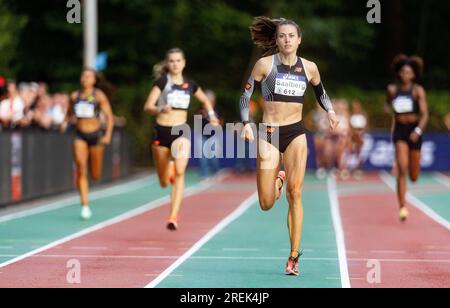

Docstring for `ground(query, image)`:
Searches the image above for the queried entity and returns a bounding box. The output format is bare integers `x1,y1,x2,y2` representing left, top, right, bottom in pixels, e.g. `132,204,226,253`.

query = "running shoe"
276,171,286,201
81,206,92,220
400,207,409,222
167,217,179,231
286,251,303,276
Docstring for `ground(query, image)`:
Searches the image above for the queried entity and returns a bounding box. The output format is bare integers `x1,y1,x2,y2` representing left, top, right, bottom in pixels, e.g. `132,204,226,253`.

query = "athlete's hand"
209,115,220,126
328,111,340,131
410,132,420,143
160,105,172,114
240,123,255,142
101,135,112,146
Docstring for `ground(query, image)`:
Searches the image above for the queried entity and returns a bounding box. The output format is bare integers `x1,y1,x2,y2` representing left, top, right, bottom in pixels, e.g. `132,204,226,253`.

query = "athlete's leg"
168,137,191,220
89,145,105,182
409,150,421,183
73,139,89,206
283,134,308,258
257,138,282,211
395,141,410,209
152,144,173,188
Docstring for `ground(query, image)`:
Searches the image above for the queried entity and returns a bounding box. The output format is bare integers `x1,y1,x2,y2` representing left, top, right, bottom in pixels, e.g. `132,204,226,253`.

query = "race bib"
275,73,307,97
392,96,414,113
167,90,191,109
74,101,95,118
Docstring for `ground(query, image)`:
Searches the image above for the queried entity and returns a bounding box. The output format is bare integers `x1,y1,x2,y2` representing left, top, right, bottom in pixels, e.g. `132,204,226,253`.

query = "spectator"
32,94,53,130
0,80,26,129
51,93,69,127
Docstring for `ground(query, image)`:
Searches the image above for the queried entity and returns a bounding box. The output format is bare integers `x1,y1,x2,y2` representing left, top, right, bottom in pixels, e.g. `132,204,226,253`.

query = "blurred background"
0,0,448,167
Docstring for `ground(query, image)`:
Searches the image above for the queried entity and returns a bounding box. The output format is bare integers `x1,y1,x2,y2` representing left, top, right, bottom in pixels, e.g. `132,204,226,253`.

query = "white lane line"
433,172,450,189
145,192,259,289
327,176,351,289
0,180,212,269
380,171,450,231
145,274,184,277
0,175,156,224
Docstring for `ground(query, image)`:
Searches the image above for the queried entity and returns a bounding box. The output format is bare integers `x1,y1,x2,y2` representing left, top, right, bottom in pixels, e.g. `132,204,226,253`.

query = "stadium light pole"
83,0,98,69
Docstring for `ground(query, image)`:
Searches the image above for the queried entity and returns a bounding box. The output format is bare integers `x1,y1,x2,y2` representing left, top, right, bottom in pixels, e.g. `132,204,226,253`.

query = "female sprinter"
239,17,339,276
385,55,429,222
61,68,114,220
144,48,219,231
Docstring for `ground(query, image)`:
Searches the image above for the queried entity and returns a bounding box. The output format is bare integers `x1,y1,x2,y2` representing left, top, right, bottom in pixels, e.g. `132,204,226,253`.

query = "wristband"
414,127,423,136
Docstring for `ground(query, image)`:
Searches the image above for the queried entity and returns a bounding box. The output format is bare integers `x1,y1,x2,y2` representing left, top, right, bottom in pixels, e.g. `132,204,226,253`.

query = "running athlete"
349,100,368,179
239,17,339,276
61,68,114,220
144,48,219,231
385,54,429,222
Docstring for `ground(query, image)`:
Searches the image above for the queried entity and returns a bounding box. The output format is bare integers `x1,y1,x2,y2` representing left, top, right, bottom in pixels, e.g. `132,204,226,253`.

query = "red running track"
338,173,450,288
0,175,256,288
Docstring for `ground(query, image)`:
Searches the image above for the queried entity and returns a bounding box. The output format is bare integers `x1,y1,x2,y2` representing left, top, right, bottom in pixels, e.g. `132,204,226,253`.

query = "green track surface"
410,174,450,222
157,175,343,288
0,173,201,264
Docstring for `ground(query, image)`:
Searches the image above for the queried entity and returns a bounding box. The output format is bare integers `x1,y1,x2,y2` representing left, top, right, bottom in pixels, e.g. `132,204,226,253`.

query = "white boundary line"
380,171,450,231
145,192,258,288
0,181,212,269
0,175,156,224
433,172,450,189
327,175,351,289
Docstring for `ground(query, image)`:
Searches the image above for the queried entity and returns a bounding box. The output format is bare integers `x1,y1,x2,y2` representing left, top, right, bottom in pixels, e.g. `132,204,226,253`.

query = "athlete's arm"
97,90,115,145
412,85,429,139
144,86,164,116
385,85,396,114
60,92,76,133
305,60,339,130
194,88,219,126
239,58,267,142
240,58,266,125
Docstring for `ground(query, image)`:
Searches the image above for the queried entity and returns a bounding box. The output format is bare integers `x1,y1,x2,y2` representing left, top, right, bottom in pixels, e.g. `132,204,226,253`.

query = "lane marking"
145,192,259,288
327,176,351,289
434,172,450,189
0,180,212,269
0,176,156,224
380,171,450,231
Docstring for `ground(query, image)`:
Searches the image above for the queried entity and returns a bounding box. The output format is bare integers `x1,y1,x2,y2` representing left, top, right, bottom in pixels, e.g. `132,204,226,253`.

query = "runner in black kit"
61,68,115,220
385,54,429,222
239,17,339,276
144,48,219,231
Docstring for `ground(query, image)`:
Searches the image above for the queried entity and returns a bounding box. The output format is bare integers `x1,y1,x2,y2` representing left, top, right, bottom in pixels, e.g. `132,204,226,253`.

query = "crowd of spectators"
0,76,69,131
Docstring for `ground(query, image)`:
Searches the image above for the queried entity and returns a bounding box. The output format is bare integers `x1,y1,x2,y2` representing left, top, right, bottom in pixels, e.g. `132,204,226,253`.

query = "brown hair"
392,54,424,80
250,16,302,56
153,48,186,80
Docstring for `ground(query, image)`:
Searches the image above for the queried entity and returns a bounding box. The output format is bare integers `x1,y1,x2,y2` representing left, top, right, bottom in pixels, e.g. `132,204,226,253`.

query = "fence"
0,128,133,207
